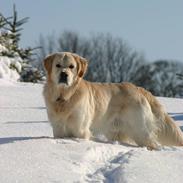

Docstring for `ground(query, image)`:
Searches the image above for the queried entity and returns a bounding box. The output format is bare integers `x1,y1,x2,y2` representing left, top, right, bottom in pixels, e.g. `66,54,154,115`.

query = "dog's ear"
43,54,55,74
72,54,88,78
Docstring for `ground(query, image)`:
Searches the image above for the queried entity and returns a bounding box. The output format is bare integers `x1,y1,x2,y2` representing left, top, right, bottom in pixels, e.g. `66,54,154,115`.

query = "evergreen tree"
0,4,44,82
1,5,29,51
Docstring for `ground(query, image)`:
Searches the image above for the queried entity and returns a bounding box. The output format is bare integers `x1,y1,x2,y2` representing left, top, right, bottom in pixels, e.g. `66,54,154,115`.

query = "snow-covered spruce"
0,27,44,83
0,44,44,82
0,55,22,81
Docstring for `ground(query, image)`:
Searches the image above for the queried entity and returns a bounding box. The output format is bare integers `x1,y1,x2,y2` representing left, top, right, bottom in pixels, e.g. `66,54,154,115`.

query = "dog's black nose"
59,72,68,83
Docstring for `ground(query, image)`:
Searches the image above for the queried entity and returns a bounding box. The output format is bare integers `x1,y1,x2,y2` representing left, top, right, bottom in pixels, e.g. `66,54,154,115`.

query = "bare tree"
36,31,145,83
84,33,146,82
58,31,91,58
36,31,183,97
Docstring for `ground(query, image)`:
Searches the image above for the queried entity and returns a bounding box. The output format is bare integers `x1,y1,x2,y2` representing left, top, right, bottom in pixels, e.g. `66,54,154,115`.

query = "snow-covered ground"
0,80,183,183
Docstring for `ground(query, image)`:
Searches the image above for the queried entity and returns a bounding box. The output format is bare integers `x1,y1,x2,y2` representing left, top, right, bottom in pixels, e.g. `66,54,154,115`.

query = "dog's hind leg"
74,128,92,140
121,98,160,150
133,133,159,150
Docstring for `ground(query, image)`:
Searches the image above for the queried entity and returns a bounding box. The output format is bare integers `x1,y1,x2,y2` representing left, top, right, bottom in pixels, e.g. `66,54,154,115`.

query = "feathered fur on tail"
138,86,183,146
157,114,183,146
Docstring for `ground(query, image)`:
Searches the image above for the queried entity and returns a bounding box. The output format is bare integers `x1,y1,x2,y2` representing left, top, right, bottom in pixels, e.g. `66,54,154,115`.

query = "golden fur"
43,52,183,150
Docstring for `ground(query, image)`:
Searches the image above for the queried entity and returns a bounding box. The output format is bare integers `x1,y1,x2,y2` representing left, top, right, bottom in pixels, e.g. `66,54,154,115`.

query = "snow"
0,43,23,81
0,56,21,81
0,44,8,52
0,80,183,183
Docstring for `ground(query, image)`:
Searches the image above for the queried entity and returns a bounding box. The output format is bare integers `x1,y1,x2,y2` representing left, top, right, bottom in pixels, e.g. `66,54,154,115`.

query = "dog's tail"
138,87,183,146
157,113,183,146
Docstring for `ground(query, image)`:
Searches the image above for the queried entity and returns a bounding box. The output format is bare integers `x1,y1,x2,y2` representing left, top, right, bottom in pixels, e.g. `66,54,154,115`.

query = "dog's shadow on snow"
0,136,51,145
5,120,48,124
169,112,183,121
0,136,137,148
0,107,46,110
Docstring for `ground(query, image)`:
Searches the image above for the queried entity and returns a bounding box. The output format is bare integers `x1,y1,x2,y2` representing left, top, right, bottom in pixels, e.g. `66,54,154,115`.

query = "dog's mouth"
59,72,68,85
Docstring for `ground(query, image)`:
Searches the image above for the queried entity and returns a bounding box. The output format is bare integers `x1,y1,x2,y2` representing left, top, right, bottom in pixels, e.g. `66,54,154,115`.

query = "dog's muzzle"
59,72,68,84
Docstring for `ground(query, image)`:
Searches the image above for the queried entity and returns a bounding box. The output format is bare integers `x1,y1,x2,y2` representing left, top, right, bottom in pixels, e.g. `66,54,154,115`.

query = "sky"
0,0,183,62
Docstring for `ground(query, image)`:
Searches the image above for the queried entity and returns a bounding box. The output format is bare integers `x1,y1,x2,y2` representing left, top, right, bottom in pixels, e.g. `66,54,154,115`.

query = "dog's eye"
56,64,61,68
69,64,74,69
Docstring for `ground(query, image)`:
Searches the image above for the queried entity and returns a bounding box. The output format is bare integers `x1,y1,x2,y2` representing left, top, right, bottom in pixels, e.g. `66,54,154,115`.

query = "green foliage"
0,15,6,28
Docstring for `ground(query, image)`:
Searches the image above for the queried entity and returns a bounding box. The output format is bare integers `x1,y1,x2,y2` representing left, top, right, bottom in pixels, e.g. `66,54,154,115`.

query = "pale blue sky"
0,0,183,62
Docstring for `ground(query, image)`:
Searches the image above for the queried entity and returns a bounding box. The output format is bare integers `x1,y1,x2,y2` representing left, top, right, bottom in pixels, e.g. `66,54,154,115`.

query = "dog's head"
43,52,88,87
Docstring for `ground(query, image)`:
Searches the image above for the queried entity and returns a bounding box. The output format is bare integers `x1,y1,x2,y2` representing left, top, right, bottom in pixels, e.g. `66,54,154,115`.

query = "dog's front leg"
51,121,66,138
69,119,92,140
73,128,91,140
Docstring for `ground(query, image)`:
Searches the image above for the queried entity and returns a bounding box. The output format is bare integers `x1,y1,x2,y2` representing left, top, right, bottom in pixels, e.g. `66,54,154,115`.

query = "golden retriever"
43,52,183,150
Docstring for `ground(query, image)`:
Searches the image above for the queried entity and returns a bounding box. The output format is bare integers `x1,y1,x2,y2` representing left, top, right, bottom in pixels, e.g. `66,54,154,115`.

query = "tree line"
36,31,183,98
1,5,183,97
